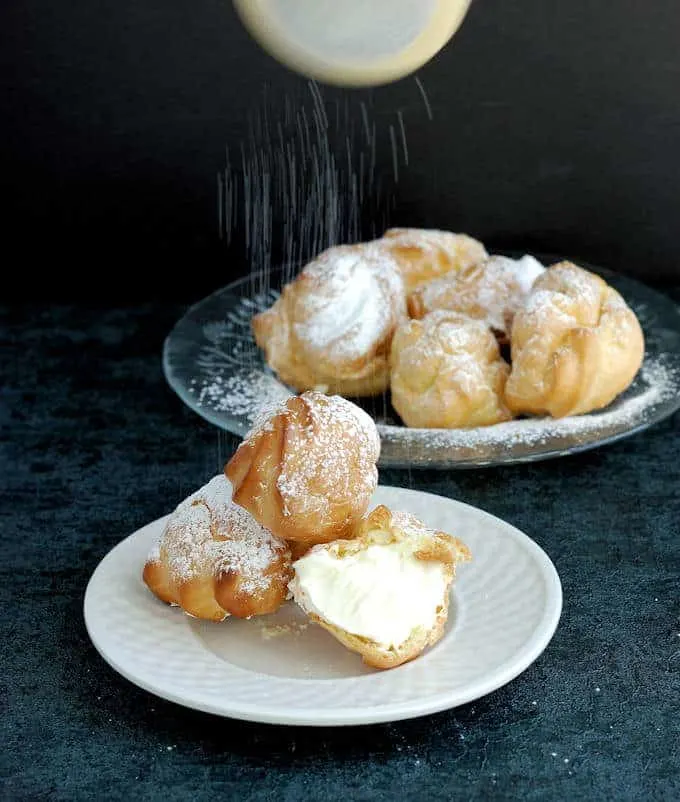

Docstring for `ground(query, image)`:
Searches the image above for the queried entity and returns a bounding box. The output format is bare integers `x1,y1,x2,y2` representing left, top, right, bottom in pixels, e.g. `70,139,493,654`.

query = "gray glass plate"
163,257,680,468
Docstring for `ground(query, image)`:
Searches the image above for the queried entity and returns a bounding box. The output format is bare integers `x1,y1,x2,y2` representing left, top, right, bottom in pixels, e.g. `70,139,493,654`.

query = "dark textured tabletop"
2,293,679,802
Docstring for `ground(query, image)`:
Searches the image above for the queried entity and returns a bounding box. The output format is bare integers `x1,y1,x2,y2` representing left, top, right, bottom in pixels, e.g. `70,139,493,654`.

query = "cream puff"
252,243,406,397
505,262,645,417
390,310,513,428
143,474,292,621
225,392,381,552
289,505,471,669
377,227,488,290
407,253,545,340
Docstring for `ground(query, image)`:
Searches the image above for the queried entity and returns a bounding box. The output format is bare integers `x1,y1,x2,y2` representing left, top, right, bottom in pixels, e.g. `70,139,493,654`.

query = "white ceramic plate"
84,485,562,726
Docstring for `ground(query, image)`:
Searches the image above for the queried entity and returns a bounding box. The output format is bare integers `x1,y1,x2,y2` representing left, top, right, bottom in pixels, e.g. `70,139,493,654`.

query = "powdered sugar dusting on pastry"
276,393,380,517
389,510,441,541
211,537,283,593
146,538,162,564
158,474,287,594
294,244,405,362
247,395,293,438
381,356,677,451
378,227,489,290
507,262,645,416
383,228,488,264
387,510,471,563
416,254,545,333
519,263,604,333
390,311,512,428
476,255,545,331
522,288,575,320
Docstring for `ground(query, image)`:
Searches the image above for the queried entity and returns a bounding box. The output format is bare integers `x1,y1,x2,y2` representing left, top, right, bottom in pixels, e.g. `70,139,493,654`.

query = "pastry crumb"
260,622,309,639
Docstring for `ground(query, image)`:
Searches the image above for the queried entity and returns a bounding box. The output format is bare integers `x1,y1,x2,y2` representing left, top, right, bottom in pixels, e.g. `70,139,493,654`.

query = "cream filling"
509,254,545,294
299,260,377,343
290,539,448,649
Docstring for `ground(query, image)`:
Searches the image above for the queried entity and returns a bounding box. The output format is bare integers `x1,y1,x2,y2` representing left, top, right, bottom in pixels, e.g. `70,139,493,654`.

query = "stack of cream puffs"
143,392,470,669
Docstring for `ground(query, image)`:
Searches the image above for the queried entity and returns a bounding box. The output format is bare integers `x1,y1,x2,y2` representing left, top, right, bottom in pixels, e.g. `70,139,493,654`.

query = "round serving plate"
84,484,562,726
162,256,680,468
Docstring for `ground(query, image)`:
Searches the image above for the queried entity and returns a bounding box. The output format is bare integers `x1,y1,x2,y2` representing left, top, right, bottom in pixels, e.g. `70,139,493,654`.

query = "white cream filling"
296,258,381,353
509,254,545,294
290,538,448,649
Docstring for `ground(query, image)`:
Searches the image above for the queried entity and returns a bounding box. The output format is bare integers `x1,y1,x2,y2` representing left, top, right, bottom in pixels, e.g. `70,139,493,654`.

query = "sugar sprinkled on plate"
191,354,677,459
379,357,678,450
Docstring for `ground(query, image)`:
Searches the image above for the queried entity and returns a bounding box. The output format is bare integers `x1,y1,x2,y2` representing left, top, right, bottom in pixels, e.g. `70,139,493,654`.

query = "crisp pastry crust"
142,475,292,621
225,392,380,550
251,243,406,397
290,505,471,670
408,254,545,340
376,227,488,290
505,262,645,417
390,310,513,428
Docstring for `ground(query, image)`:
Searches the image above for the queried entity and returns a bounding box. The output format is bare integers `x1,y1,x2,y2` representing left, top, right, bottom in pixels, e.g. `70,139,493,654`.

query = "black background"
3,0,680,304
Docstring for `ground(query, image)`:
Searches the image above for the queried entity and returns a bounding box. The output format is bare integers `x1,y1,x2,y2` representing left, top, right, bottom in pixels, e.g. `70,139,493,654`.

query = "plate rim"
161,256,680,469
84,485,563,726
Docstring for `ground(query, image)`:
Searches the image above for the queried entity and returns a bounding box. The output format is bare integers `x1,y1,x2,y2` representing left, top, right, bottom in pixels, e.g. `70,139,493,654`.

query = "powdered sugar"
507,263,646,413
380,357,678,451
417,254,545,333
548,261,603,305
516,262,604,340
293,244,405,362
191,369,293,422
158,474,287,595
390,510,440,540
191,353,677,462
275,393,380,518
522,288,574,319
435,312,496,349
246,395,293,438
387,510,470,561
297,255,379,350
390,311,509,425
146,538,162,564
178,258,679,466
